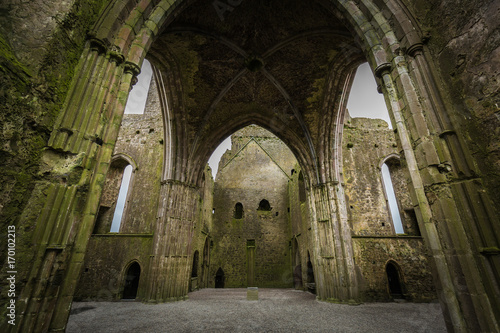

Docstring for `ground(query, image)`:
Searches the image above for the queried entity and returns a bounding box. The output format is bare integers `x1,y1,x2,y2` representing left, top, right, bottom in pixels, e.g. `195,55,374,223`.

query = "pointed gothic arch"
14,1,500,332
122,261,141,300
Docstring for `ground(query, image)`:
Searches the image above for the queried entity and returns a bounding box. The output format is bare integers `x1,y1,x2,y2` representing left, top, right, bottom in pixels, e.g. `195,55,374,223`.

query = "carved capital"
123,61,141,77
108,50,125,65
374,62,392,78
88,37,107,54
407,43,424,57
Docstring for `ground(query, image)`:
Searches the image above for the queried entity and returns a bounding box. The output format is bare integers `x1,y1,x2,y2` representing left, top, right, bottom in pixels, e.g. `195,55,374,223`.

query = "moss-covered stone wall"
74,235,153,301
352,237,436,302
210,126,296,288
0,0,109,317
189,166,214,290
342,116,402,235
401,0,500,208
76,69,164,300
342,115,436,301
287,166,314,290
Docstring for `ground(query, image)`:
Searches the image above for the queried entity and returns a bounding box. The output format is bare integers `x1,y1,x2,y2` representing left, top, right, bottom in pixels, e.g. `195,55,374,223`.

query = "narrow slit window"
234,202,244,219
257,199,271,211
381,163,404,234
110,164,133,232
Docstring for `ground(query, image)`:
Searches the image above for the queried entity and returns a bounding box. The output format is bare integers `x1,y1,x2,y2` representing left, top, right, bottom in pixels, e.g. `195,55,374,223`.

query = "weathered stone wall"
400,0,500,209
210,126,295,288
287,167,314,290
342,116,402,235
107,74,164,234
342,115,436,301
189,165,214,290
76,71,164,300
352,237,436,302
74,235,152,301
0,0,109,319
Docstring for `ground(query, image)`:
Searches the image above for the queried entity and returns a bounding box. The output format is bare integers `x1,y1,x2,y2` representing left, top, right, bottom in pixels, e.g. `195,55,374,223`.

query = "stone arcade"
0,1,499,332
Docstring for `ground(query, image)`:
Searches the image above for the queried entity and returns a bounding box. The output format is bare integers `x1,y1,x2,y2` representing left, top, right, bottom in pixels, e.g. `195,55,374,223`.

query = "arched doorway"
215,268,225,288
386,262,404,299
122,262,141,299
190,251,200,291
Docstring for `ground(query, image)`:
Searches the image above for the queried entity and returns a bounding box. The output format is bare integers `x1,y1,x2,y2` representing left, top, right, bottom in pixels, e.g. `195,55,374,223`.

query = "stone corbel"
124,61,142,88
407,43,424,58
88,37,108,54
374,62,392,79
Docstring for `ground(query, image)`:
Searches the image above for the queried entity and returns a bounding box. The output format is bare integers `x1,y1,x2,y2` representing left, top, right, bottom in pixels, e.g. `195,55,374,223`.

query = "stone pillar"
145,180,200,302
309,182,358,303
9,38,139,332
377,55,500,332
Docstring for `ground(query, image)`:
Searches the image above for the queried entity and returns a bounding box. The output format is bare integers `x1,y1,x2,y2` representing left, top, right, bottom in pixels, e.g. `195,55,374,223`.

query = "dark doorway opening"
122,262,141,299
192,251,199,278
386,262,404,299
306,252,315,294
215,267,225,288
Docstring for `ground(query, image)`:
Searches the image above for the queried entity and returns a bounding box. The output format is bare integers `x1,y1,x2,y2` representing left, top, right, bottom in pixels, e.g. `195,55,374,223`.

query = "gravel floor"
67,288,447,333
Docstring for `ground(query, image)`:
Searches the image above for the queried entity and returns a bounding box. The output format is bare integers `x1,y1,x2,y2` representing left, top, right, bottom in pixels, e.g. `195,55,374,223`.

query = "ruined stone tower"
1,1,499,332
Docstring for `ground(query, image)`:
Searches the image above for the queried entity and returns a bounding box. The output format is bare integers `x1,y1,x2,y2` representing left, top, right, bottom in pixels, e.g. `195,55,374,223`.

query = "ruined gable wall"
110,74,164,234
211,126,296,288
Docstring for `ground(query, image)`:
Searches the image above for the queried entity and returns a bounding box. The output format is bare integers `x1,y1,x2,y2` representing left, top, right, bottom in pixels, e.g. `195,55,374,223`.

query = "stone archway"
10,1,499,332
122,262,141,300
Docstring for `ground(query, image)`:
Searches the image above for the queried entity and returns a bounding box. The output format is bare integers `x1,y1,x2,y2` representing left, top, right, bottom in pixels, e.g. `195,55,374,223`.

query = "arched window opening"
122,262,141,299
94,158,134,234
257,199,271,211
386,262,404,299
298,172,306,203
110,164,133,233
215,268,225,288
381,163,404,234
191,251,199,278
234,202,244,219
124,59,153,115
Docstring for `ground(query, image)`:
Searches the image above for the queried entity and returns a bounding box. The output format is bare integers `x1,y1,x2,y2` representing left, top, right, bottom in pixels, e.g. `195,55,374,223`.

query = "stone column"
145,180,200,302
377,55,500,332
309,181,358,303
10,38,139,332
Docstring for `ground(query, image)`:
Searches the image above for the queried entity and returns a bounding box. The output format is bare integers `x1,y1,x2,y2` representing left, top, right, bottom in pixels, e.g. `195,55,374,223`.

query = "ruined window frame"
109,154,138,233
380,154,405,235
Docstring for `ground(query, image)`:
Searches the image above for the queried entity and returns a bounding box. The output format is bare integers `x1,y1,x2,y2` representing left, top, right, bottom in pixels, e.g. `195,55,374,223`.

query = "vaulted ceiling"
147,0,365,181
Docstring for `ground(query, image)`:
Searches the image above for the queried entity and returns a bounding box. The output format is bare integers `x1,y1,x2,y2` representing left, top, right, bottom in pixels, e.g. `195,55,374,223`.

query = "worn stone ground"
67,289,447,333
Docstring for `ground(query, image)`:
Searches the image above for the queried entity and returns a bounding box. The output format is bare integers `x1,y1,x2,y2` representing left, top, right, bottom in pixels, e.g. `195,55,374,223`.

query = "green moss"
0,0,109,317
